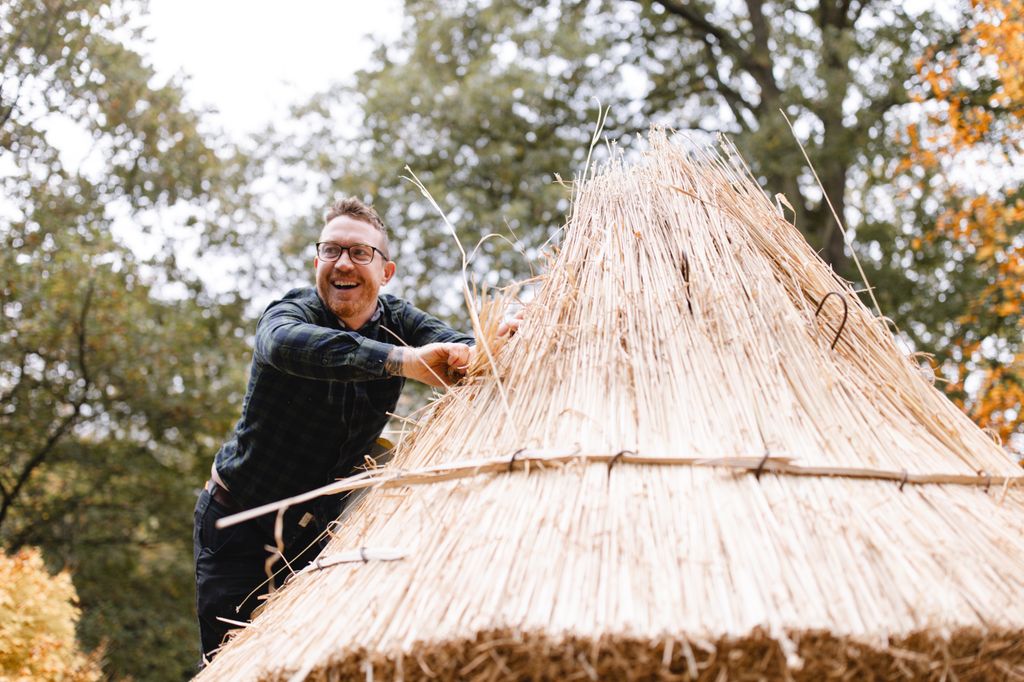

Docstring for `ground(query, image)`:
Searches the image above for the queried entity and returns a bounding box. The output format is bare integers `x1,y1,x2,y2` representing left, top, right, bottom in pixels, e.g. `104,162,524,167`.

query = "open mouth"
332,282,359,290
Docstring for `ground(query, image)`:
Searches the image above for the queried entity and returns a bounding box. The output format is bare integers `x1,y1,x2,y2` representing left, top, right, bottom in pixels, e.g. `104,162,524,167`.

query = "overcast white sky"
82,1,405,290
143,0,403,135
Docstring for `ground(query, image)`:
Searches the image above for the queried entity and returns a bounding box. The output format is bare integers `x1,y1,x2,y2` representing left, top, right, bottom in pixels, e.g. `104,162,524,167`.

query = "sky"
143,0,403,135
88,1,405,295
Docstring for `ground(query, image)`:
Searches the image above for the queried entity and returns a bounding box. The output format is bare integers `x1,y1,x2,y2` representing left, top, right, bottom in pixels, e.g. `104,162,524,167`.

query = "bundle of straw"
197,130,1024,681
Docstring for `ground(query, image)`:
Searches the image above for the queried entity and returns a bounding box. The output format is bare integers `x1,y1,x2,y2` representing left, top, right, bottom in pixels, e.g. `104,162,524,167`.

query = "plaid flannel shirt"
214,287,474,509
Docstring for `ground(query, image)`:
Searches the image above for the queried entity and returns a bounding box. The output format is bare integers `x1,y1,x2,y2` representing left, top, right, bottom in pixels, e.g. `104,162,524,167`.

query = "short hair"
324,197,390,259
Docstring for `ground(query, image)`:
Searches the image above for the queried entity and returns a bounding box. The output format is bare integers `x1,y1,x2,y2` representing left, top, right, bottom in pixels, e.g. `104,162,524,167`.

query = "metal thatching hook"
754,451,771,481
507,448,526,473
607,449,635,476
814,291,849,350
899,470,909,492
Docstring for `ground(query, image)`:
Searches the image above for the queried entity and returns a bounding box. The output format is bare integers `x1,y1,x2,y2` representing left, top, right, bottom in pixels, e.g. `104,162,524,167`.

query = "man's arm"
255,302,394,381
384,343,471,388
258,307,470,391
386,298,523,387
398,299,522,344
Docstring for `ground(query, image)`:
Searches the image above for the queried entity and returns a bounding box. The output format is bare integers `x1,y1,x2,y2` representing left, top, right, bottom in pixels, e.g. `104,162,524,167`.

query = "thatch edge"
264,627,1024,681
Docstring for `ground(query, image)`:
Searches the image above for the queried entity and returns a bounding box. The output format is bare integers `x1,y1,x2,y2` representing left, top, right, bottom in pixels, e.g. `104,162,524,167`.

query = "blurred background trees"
1,0,1020,679
1,0,250,678
880,0,1022,448
265,0,954,301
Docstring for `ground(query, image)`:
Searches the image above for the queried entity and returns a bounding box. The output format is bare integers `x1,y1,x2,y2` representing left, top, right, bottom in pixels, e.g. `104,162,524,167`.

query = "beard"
317,275,380,328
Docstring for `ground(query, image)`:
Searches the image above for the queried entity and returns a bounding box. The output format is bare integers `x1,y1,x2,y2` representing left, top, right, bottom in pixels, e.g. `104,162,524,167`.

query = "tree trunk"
817,163,849,278
816,0,853,279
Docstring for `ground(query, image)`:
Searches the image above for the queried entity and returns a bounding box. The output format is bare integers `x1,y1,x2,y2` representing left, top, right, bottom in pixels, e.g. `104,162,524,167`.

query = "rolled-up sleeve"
255,301,394,381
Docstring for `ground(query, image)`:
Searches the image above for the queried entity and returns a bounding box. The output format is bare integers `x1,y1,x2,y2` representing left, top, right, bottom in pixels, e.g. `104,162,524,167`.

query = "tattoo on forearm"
385,347,407,376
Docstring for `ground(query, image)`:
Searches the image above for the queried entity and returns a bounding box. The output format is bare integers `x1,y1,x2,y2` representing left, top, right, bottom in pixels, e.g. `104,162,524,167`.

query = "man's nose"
332,251,356,269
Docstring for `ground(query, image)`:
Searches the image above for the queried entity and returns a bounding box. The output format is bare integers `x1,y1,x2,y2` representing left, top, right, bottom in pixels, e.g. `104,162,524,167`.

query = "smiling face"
314,215,396,329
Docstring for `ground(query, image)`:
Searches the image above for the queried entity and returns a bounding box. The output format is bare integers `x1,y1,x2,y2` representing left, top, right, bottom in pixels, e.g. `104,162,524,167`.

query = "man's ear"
382,260,396,285
313,257,320,271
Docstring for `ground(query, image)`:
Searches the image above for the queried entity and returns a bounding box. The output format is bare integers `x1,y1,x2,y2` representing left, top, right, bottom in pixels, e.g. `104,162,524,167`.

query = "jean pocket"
199,493,240,555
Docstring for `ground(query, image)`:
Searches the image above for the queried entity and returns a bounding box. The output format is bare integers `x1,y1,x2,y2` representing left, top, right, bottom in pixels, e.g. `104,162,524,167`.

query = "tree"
251,0,960,324
633,0,957,275
1,1,251,678
235,1,621,316
0,547,102,681
876,0,1022,454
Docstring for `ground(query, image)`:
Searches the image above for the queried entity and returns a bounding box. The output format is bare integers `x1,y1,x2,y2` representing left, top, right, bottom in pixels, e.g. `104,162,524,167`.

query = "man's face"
314,215,395,328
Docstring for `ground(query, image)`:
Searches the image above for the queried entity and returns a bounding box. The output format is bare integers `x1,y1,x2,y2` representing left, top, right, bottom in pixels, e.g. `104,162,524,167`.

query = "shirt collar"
339,300,383,332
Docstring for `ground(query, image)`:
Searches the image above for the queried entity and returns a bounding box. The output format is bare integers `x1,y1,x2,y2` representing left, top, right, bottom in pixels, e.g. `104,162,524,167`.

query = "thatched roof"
197,131,1024,681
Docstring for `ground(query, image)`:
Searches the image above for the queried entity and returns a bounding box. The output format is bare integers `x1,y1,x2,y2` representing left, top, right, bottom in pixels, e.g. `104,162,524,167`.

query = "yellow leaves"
967,360,1024,444
892,157,915,175
962,108,994,143
907,122,920,148
918,149,939,170
940,194,1023,444
944,341,1024,448
995,300,1021,316
0,548,102,682
908,0,1024,158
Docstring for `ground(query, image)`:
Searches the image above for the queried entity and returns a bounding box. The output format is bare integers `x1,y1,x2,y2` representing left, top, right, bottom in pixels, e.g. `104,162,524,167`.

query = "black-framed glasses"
315,242,388,264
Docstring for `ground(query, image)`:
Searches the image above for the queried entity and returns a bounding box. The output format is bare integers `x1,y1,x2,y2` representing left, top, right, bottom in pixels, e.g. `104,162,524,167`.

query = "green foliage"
632,1,958,269
1,1,250,678
243,0,634,317
1,210,249,677
1,0,219,205
252,0,961,321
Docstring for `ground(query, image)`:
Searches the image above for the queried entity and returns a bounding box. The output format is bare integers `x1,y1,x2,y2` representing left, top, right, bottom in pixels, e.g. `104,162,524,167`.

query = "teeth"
333,282,358,289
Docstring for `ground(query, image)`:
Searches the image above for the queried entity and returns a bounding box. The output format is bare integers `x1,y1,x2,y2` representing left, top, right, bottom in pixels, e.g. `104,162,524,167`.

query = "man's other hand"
387,343,471,388
496,307,525,338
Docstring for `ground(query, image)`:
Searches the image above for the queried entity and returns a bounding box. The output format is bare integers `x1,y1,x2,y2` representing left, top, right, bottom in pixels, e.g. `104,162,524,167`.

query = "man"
194,197,493,661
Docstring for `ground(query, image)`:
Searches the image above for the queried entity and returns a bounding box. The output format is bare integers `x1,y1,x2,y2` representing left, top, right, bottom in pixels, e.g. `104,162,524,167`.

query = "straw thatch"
196,130,1024,681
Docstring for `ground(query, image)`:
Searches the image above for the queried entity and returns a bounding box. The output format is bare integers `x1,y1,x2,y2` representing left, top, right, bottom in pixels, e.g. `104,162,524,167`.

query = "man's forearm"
256,309,393,381
385,342,471,388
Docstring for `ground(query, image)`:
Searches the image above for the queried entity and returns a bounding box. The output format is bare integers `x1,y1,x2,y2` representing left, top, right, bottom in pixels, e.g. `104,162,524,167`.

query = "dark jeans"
193,485,330,662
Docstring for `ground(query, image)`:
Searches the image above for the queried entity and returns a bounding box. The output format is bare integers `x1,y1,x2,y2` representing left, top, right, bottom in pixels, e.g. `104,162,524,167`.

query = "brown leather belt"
204,480,239,511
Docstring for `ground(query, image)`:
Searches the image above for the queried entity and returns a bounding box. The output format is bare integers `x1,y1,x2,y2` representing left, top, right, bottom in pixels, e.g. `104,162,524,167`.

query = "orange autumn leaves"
0,549,102,681
905,0,1023,452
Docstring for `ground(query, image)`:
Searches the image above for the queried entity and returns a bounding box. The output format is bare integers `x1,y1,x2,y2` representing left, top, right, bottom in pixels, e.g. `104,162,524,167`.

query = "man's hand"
496,308,525,339
385,343,472,388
